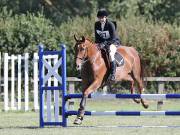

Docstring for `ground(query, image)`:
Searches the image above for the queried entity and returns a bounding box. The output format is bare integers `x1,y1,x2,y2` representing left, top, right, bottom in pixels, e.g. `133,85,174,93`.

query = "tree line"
0,0,179,79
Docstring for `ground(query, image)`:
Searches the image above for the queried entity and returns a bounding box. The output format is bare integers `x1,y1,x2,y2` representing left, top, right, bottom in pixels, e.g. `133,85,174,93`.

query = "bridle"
76,44,100,66
76,46,89,65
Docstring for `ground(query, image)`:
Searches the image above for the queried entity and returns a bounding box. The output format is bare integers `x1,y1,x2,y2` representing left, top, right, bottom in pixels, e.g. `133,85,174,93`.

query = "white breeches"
109,44,117,61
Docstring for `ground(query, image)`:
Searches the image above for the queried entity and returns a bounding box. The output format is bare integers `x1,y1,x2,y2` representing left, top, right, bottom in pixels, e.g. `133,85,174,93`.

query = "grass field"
1,99,180,135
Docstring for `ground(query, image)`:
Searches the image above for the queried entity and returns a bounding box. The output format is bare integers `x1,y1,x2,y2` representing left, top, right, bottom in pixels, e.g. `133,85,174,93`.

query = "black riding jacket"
95,19,120,45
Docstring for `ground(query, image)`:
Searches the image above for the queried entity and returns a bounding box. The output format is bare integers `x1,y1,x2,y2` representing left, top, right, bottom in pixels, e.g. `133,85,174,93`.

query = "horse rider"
95,8,121,81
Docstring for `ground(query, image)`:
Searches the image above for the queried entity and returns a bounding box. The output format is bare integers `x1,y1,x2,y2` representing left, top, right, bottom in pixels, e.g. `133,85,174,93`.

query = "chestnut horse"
73,35,148,125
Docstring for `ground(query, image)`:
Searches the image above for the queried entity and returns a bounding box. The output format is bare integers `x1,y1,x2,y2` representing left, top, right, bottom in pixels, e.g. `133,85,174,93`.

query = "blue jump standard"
39,44,67,127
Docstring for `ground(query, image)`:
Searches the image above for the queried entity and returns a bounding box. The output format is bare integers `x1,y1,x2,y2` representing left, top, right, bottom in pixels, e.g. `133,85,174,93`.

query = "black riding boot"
109,61,116,81
77,71,81,79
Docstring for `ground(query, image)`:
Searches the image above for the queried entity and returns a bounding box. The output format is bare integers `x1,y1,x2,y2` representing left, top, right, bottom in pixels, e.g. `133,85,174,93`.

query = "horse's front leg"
73,79,102,125
73,95,87,125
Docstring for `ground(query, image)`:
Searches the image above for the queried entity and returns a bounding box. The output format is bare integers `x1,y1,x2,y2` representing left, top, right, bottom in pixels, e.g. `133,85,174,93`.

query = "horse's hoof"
143,103,149,109
73,117,83,125
133,99,140,104
141,99,149,109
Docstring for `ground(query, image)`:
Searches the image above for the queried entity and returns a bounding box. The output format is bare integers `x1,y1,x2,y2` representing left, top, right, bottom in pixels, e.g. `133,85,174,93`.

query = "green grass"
0,100,180,135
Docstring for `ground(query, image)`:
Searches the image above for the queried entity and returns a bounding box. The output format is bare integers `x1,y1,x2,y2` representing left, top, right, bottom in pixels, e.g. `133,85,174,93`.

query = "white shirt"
101,22,105,31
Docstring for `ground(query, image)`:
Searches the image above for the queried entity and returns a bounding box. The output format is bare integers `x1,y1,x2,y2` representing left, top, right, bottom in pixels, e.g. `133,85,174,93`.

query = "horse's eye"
80,48,85,51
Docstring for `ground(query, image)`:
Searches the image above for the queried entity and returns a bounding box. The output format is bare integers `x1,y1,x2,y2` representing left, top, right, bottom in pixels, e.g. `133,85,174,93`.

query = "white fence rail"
3,53,29,111
0,52,180,112
2,53,30,111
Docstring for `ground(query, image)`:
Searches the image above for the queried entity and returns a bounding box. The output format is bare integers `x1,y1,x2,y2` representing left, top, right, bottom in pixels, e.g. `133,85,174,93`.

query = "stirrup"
108,74,116,81
77,74,81,79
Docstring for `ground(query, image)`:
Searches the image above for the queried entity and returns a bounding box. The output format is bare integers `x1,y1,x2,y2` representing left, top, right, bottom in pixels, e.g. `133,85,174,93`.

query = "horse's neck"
87,44,101,62
86,43,108,86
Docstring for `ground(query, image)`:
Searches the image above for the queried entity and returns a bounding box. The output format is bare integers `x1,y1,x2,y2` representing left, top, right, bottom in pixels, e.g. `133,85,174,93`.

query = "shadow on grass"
0,126,39,130
67,125,180,128
1,125,180,129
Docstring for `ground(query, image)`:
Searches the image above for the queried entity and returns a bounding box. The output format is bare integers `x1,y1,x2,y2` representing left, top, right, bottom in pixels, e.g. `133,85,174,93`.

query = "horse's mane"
85,37,101,51
85,37,94,44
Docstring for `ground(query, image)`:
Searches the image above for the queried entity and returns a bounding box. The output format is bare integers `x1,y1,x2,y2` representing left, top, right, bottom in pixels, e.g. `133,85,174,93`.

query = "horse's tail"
140,57,144,80
140,56,146,88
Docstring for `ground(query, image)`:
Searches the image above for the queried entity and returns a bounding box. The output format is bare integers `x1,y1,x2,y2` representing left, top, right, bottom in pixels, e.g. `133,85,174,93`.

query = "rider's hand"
99,43,105,49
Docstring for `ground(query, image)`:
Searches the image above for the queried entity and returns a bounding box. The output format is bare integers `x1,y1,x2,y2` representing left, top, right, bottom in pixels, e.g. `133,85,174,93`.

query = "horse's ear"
74,35,78,42
81,36,85,42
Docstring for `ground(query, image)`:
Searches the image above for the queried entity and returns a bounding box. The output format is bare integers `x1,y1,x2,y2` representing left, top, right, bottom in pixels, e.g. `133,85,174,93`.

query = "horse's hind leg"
139,79,149,109
134,75,149,109
131,54,149,109
130,79,141,104
125,74,140,104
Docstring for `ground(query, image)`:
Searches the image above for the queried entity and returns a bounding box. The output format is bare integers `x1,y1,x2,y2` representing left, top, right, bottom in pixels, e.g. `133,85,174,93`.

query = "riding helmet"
97,9,108,17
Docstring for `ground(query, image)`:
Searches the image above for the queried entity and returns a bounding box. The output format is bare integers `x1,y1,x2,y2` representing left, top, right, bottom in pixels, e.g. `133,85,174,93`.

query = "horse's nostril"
76,65,81,70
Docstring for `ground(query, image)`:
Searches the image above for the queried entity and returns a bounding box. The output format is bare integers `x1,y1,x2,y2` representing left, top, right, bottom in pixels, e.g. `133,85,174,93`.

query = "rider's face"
98,16,107,23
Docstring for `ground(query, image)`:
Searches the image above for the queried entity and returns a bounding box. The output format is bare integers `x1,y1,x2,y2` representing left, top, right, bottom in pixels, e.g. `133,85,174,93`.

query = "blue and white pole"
61,44,67,127
39,44,44,128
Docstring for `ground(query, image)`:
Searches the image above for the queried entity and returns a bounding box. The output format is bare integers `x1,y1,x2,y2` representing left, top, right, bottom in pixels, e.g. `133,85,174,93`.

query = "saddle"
101,47,124,69
114,51,124,66
100,47,124,85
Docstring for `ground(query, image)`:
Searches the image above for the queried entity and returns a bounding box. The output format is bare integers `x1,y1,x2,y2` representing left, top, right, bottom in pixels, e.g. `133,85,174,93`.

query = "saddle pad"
114,52,124,66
